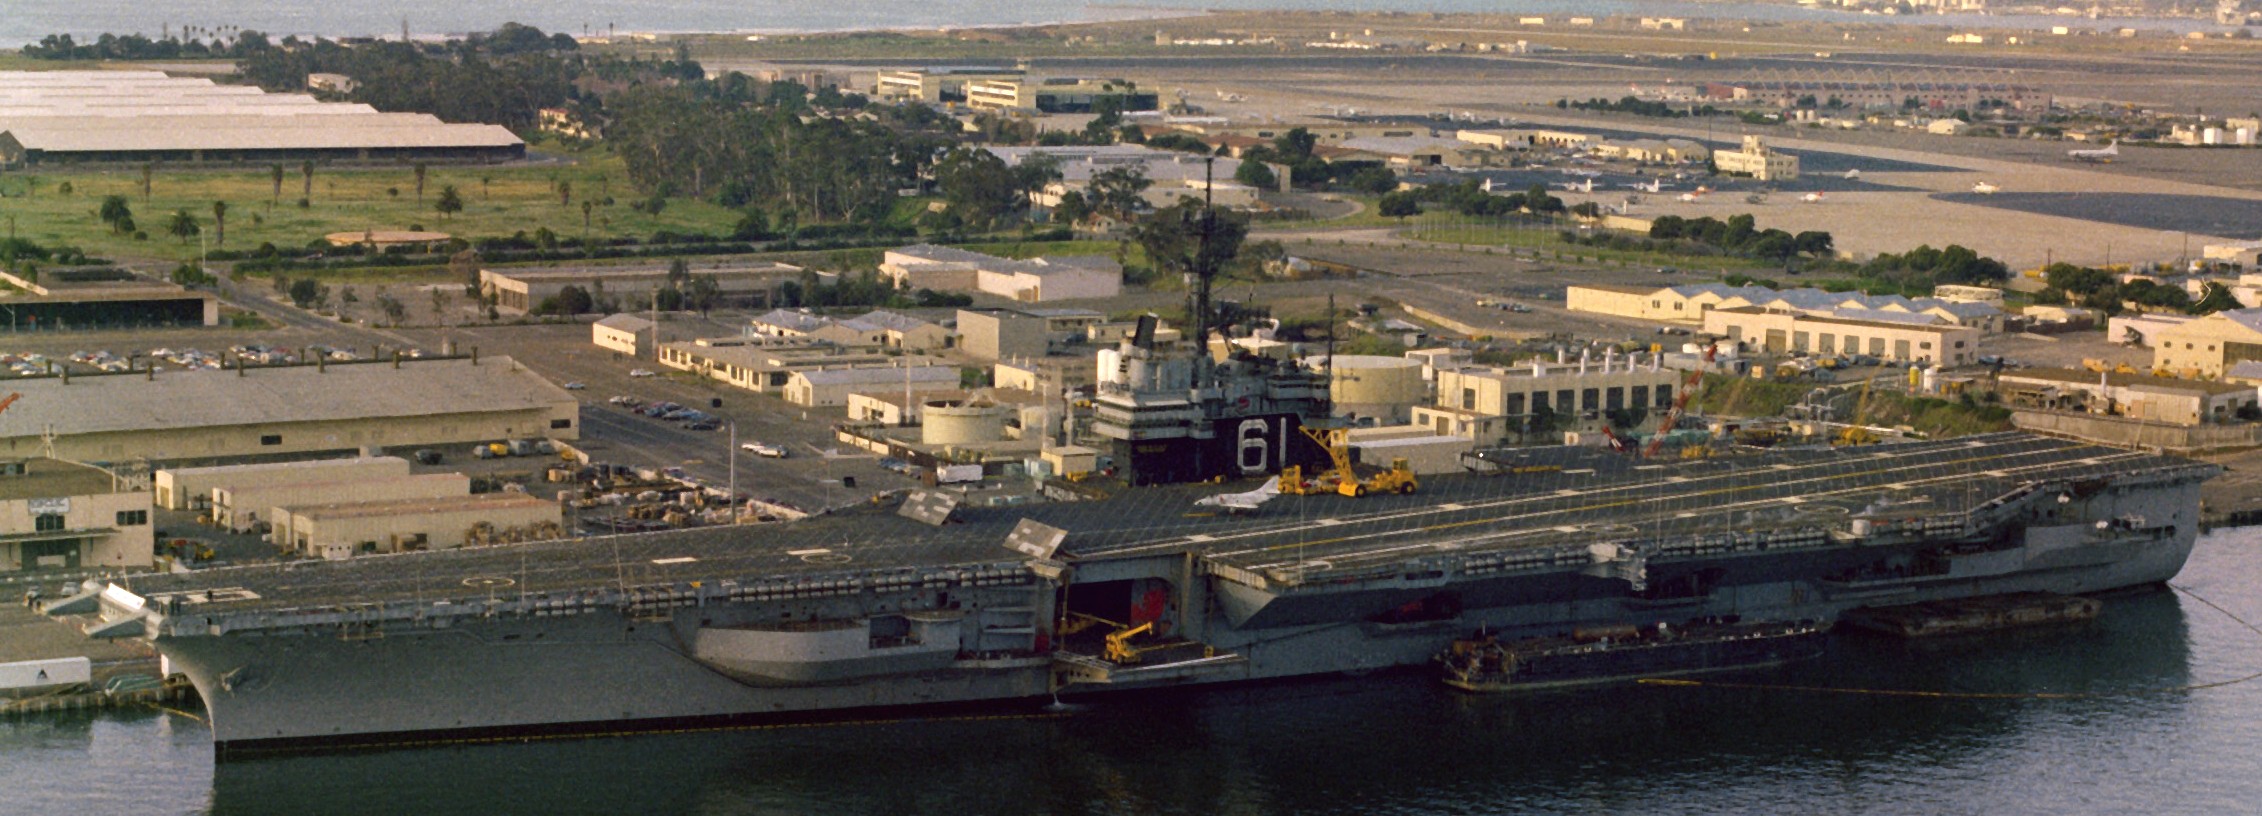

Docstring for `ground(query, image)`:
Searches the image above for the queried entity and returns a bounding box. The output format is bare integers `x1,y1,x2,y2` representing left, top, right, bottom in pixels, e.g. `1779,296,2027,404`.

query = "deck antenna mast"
1189,157,1218,391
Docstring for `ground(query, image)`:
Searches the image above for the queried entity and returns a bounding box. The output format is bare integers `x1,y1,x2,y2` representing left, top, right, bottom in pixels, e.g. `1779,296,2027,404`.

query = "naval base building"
0,356,576,466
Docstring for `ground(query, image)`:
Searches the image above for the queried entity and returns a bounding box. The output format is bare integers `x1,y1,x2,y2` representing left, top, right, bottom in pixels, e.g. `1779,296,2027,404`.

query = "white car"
741,442,788,459
628,369,656,378
563,382,586,390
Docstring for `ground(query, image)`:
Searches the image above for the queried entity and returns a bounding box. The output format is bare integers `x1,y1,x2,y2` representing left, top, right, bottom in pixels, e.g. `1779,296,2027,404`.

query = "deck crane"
1836,371,1881,447
0,393,18,416
1281,426,1417,498
1640,344,1716,458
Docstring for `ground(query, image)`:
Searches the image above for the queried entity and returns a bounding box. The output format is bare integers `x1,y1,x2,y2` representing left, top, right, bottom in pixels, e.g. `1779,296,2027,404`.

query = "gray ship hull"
78,434,2217,754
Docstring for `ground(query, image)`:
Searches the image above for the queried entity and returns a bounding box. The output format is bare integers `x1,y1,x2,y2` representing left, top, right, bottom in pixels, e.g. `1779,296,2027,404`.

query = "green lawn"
0,141,743,266
1408,221,1773,274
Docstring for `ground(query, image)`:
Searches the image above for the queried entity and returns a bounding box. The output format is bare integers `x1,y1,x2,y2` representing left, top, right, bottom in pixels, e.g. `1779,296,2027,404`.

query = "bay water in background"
5,526,2262,815
0,0,2231,49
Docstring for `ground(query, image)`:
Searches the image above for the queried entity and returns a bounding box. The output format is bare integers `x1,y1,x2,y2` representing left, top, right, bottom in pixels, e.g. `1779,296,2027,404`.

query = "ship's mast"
1189,157,1217,391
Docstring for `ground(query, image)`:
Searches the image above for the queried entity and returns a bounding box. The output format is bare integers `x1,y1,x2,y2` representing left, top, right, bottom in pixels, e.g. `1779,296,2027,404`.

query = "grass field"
0,140,744,267
1406,219,1774,275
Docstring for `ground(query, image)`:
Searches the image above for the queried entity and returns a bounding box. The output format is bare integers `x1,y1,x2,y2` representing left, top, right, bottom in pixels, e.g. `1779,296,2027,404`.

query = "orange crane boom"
1642,345,1715,459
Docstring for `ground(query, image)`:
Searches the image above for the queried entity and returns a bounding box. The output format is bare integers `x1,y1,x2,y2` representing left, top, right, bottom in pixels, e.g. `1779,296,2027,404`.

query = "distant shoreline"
1,7,1213,50
685,5,1207,38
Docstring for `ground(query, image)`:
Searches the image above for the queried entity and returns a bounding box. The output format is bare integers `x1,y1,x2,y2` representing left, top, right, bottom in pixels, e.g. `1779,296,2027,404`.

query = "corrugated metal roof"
4,119,523,151
849,310,937,333
0,356,571,439
751,309,830,333
0,70,522,154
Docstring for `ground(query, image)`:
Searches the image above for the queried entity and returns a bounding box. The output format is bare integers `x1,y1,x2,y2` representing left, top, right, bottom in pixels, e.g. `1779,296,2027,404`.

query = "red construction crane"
0,393,19,416
1641,345,1717,459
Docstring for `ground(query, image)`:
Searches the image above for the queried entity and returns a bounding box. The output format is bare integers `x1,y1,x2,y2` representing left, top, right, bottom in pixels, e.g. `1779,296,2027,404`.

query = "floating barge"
1438,620,1830,692
1842,591,2104,638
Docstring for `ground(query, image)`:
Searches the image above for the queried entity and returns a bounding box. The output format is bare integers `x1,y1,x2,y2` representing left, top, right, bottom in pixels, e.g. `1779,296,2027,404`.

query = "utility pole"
728,421,739,525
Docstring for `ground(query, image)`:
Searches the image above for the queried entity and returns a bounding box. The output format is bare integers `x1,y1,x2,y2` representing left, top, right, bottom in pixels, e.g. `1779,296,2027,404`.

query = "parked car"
628,368,656,378
563,382,586,390
1506,303,1532,313
683,419,722,431
742,442,788,459
877,456,916,475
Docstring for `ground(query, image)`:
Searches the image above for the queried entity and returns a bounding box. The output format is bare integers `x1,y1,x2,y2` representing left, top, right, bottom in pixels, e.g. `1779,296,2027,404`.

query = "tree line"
2035,263,2239,316
24,30,275,60
1560,95,1729,119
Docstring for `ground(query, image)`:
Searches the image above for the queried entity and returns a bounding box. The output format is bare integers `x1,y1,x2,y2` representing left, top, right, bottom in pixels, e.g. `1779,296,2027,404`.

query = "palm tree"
98,196,132,234
270,164,283,208
413,162,428,202
140,161,154,202
300,160,314,202
434,185,463,220
166,209,200,244
211,200,227,246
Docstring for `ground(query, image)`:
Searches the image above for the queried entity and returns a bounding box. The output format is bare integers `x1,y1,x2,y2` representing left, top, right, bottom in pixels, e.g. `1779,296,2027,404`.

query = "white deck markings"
1220,445,2148,571
1096,436,2098,561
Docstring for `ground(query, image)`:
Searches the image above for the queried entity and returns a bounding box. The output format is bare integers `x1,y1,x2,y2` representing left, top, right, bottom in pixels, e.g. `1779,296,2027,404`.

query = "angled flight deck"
109,432,2206,614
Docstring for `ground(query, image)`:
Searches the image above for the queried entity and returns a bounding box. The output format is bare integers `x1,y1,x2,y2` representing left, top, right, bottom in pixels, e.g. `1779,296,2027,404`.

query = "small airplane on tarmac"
1558,178,1595,193
1972,181,2000,194
1194,476,1282,515
1677,186,1712,202
1622,178,1667,193
1801,191,1826,203
2068,142,2119,163
1843,169,1862,180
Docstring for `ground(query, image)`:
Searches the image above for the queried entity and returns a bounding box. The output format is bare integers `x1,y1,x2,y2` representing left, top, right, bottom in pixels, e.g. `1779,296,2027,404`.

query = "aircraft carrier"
61,432,2215,755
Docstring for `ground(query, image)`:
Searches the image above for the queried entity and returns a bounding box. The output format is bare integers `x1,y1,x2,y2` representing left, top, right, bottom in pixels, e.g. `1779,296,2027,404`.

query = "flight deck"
101,433,2213,620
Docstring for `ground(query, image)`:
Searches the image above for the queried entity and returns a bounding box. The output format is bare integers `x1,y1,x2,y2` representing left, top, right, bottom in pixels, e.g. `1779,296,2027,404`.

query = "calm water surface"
0,0,2235,48
6,526,2262,815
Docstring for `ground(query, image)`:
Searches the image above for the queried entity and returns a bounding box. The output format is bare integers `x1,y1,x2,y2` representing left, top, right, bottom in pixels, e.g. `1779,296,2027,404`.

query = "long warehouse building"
0,70,523,166
0,355,576,465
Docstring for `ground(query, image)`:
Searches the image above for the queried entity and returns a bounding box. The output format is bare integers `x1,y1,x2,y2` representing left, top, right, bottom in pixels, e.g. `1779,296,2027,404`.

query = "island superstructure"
64,432,2214,754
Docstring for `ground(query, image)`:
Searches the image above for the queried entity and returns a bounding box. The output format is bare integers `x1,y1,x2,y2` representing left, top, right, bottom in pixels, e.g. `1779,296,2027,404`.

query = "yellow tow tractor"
1282,427,1418,498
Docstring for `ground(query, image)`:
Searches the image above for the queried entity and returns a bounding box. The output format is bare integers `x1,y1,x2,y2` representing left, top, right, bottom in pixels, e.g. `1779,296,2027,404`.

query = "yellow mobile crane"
1281,427,1417,498
1836,371,1880,446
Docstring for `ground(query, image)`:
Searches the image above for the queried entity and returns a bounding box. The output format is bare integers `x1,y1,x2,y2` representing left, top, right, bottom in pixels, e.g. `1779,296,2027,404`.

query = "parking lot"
391,319,932,511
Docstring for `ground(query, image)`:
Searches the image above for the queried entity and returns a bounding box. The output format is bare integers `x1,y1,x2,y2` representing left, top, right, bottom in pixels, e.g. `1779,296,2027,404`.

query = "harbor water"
6,525,2262,815
1,0,2236,49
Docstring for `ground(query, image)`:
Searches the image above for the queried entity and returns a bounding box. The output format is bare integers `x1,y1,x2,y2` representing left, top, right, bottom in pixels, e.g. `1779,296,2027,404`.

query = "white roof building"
0,70,523,166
